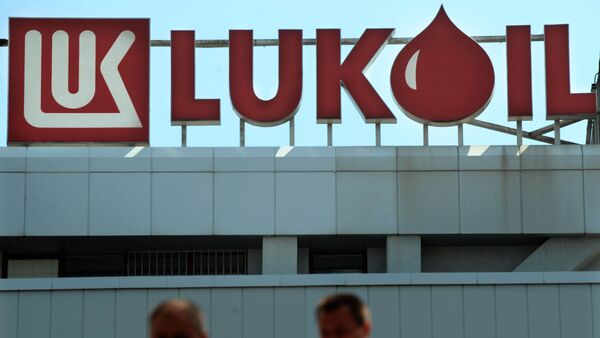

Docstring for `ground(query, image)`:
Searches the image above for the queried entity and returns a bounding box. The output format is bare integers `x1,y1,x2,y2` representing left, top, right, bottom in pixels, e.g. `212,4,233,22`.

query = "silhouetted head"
316,293,371,338
150,299,207,338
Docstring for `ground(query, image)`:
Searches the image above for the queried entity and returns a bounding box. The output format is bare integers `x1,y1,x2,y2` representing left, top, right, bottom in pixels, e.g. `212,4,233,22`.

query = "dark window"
62,255,125,277
310,252,366,273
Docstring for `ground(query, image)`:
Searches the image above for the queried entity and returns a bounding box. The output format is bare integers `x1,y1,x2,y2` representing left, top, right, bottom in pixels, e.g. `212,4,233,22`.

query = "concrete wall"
1,145,600,236
1,273,599,338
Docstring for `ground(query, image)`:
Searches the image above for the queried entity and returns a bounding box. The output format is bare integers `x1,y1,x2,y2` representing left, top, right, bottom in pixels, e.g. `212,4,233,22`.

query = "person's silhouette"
150,299,208,338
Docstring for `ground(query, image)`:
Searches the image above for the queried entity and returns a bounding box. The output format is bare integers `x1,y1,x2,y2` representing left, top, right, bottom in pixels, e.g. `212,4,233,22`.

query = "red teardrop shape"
390,6,495,125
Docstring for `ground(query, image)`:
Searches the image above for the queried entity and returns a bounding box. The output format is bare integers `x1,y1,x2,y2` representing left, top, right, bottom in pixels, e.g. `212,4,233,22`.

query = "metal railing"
126,250,247,276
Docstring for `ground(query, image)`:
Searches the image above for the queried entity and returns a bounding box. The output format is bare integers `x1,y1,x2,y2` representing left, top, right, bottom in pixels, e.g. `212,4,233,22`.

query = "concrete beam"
514,237,600,272
386,236,421,272
262,236,297,274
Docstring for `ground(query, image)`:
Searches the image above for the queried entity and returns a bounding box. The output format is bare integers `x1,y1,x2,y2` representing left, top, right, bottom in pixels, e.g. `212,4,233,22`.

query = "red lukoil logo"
172,7,597,128
7,8,598,144
8,18,149,144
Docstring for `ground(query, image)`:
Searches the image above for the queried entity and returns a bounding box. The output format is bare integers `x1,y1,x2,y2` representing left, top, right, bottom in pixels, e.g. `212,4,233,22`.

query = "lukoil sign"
6,7,598,144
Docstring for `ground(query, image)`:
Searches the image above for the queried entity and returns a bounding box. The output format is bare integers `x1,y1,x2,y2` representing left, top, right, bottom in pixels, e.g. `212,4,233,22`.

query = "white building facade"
1,145,600,338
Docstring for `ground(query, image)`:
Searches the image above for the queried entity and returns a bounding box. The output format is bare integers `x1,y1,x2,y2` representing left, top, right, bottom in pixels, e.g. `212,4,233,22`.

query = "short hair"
315,293,371,326
150,299,205,334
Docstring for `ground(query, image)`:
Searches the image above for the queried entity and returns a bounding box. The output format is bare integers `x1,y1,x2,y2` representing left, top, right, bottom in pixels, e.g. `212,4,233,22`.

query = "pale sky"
0,0,598,147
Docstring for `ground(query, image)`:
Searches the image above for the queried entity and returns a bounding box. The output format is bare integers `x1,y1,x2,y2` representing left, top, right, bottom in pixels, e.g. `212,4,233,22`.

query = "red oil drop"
390,6,495,125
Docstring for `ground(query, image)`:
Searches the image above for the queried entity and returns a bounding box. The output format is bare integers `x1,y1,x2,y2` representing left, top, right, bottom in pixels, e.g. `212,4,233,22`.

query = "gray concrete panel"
275,146,335,172
89,173,151,235
559,284,594,338
18,291,51,338
211,288,243,338
431,286,463,338
25,173,88,235
368,286,400,338
336,147,396,171
83,290,116,338
274,288,306,338
520,145,582,170
582,145,600,169
243,288,274,338
400,286,432,338
275,172,335,234
152,147,213,172
459,145,520,170
521,170,584,234
495,285,528,338
115,290,147,338
584,170,600,233
527,285,561,338
337,172,397,234
90,147,151,172
464,285,495,338
0,147,26,172
459,171,522,234
0,293,18,338
0,173,25,235
214,147,275,172
397,146,458,171
151,173,213,235
398,171,459,234
214,172,274,235
51,290,83,338
27,147,89,172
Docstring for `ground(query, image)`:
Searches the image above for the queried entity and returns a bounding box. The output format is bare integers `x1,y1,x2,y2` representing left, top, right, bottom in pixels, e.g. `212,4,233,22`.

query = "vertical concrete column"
386,236,421,272
298,248,309,274
262,236,298,274
247,249,262,274
367,248,386,273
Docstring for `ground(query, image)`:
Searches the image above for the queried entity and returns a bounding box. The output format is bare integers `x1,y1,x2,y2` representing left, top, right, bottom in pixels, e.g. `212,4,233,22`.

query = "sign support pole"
375,123,381,146
181,125,187,147
289,118,295,146
554,120,560,145
458,124,464,146
240,119,245,147
594,80,600,144
423,124,429,146
516,120,523,146
327,123,333,146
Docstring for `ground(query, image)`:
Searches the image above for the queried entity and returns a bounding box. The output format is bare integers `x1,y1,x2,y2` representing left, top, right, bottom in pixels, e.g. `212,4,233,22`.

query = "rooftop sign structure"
3,7,599,145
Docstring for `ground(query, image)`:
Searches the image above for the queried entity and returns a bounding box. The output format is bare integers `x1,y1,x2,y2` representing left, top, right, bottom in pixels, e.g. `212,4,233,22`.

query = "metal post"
240,119,245,147
596,81,600,144
516,120,523,146
457,124,464,146
181,125,187,147
289,118,295,146
554,120,560,145
327,123,333,146
375,123,381,146
423,124,429,146
592,115,600,144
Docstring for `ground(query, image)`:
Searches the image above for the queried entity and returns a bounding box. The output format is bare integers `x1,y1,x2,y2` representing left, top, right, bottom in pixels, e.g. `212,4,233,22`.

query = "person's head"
150,299,208,338
316,293,371,338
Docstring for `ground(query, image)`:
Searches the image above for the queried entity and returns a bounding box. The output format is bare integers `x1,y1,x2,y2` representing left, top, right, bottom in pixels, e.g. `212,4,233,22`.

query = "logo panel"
8,18,149,143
